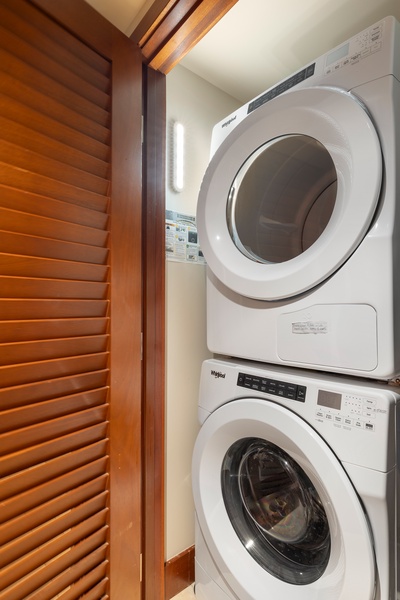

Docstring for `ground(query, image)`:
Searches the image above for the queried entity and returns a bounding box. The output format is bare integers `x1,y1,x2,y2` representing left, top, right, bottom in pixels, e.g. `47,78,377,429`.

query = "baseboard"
164,545,195,600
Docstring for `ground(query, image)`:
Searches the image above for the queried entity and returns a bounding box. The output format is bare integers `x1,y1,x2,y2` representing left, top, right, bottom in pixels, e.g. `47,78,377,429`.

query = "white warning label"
292,321,328,334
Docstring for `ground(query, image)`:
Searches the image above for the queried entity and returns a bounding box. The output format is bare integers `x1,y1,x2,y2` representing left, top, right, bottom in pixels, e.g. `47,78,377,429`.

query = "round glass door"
227,135,337,264
222,437,330,585
197,87,382,300
192,396,376,599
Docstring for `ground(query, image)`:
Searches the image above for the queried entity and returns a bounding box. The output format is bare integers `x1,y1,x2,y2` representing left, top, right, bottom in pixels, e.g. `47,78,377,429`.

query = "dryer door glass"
197,86,382,300
221,437,331,585
227,135,337,263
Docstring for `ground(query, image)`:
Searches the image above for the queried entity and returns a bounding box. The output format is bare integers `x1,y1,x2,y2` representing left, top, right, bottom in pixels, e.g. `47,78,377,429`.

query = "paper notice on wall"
165,210,206,264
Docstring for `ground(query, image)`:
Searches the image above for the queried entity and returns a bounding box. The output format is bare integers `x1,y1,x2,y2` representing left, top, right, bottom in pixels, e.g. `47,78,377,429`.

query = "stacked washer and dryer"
192,16,400,600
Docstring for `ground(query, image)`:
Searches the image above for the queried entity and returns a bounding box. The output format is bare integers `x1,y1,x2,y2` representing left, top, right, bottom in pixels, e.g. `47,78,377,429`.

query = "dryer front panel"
197,87,382,300
192,398,376,600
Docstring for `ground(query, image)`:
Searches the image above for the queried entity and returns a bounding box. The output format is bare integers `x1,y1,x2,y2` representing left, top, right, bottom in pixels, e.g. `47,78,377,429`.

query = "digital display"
317,390,342,410
326,43,349,66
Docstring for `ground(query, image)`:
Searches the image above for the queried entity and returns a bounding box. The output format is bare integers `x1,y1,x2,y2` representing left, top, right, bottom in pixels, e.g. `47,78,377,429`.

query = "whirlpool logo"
211,369,226,379
221,116,236,128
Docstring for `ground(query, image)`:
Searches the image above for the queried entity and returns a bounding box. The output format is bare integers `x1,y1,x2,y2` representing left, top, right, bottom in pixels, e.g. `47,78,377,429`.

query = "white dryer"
193,357,400,600
197,16,400,380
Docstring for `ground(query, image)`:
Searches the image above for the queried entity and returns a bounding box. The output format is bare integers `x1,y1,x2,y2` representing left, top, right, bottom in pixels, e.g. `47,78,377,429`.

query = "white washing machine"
197,16,400,380
193,357,400,600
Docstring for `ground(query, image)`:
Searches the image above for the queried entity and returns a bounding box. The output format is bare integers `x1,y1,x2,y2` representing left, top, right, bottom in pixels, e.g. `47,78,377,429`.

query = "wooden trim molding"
142,64,167,600
165,546,195,600
131,0,239,73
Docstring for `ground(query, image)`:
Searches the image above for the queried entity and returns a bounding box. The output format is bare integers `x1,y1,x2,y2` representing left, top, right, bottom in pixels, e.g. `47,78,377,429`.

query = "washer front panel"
197,86,382,300
193,398,376,600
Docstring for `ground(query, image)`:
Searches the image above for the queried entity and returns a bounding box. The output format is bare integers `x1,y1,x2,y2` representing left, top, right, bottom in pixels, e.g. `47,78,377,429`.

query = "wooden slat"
0,47,110,125
0,255,108,281
0,300,108,320
21,548,108,600
0,368,108,408
0,2,110,93
0,233,108,263
0,73,110,144
0,23,111,109
0,207,108,245
0,92,110,162
0,163,109,211
0,336,108,366
0,277,109,300
0,319,108,343
0,114,109,177
0,414,108,467
0,520,108,598
4,0,111,76
71,577,109,600
0,139,109,195
0,186,109,229
0,457,108,523
0,474,108,545
0,440,108,502
0,386,108,431
0,353,108,388
0,493,108,570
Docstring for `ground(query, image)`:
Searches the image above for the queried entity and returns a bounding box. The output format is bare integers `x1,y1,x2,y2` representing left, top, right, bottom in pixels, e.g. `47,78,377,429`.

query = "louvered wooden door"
0,1,143,598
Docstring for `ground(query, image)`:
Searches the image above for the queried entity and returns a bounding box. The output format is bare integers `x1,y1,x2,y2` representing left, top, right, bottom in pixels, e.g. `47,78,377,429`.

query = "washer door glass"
227,135,336,264
222,437,330,585
192,396,377,600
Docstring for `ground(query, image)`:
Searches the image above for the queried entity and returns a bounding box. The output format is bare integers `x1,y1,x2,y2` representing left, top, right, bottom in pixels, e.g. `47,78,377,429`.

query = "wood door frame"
136,3,238,599
141,64,166,600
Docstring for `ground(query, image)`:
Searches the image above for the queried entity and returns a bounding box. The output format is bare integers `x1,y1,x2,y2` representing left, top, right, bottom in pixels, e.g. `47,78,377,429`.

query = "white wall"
165,65,240,560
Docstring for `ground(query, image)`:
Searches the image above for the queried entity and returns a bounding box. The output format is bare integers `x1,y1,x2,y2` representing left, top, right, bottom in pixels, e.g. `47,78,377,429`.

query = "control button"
334,415,342,423
237,373,245,386
244,375,252,388
277,382,287,396
316,410,324,419
363,410,375,419
325,413,333,421
354,419,363,428
365,422,375,432
344,417,353,426
236,373,306,403
371,41,382,53
297,386,306,402
364,398,376,407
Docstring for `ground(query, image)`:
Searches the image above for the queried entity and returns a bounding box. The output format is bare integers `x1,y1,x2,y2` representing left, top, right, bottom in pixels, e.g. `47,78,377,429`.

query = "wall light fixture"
172,121,185,192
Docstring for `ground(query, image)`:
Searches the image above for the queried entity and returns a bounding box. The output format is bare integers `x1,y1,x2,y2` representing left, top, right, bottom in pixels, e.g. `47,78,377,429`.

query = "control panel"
237,372,306,402
247,63,315,114
236,371,378,433
324,20,383,75
316,391,376,432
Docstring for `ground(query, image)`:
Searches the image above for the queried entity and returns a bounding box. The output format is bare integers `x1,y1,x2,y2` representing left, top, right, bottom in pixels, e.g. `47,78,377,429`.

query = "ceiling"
86,0,400,103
